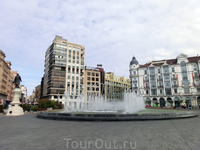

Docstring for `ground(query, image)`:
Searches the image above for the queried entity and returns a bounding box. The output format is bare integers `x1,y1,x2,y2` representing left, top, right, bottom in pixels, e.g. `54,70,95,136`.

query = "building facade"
35,85,41,101
129,53,200,108
105,72,130,101
83,64,105,97
42,35,85,100
0,50,11,103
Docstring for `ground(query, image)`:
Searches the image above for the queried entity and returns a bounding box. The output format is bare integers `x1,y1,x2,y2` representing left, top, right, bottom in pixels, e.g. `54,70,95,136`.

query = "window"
195,80,199,85
184,88,190,93
96,73,99,76
197,88,200,92
165,81,171,87
165,88,171,95
87,72,90,76
158,75,162,80
160,89,162,94
96,78,99,81
172,67,175,72
158,69,160,73
174,89,177,93
151,89,157,95
134,71,136,74
173,81,177,86
87,87,90,90
149,67,155,75
146,90,149,94
87,77,90,80
68,60,71,63
163,66,169,73
92,78,95,81
181,61,189,84
164,74,170,80
151,82,156,88
87,82,90,85
92,73,95,76
68,76,70,79
150,75,156,80
144,70,147,74
194,65,197,70
77,61,79,64
134,84,137,87
145,83,148,87
159,82,162,86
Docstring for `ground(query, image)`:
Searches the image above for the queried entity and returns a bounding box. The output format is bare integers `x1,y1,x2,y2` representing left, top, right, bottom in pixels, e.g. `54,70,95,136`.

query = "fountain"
37,85,198,121
63,88,145,114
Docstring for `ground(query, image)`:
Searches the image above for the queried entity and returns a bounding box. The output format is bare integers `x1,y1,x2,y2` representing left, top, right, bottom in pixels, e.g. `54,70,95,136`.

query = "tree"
38,99,47,109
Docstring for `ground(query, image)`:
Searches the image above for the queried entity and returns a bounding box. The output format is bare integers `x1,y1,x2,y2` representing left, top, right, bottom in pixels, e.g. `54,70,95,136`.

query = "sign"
0,99,3,104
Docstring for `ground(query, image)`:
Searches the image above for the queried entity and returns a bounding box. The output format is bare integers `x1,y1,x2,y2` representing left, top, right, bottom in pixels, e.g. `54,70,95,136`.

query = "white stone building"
129,53,200,108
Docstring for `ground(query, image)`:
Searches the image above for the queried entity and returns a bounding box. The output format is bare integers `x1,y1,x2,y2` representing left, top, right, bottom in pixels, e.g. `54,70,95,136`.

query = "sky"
0,0,200,96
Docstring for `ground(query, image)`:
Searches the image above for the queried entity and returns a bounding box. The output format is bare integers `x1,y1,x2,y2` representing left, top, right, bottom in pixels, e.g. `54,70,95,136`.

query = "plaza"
0,110,200,150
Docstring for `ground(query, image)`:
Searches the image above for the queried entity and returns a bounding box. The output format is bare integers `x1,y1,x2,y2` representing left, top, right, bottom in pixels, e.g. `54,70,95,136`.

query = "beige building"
42,35,85,100
35,85,41,101
0,50,12,103
84,65,105,97
6,70,15,102
105,72,130,101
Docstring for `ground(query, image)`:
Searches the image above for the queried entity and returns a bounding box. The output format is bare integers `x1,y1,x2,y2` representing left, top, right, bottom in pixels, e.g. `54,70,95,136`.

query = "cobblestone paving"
0,110,200,150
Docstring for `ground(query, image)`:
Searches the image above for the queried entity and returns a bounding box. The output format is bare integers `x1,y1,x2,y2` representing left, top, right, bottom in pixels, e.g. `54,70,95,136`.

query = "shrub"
32,105,38,111
58,103,64,109
38,99,47,109
22,104,32,111
3,104,8,109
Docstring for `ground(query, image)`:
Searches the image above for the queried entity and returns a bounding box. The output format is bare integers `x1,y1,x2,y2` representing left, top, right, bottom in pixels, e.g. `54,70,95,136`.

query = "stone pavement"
0,110,200,150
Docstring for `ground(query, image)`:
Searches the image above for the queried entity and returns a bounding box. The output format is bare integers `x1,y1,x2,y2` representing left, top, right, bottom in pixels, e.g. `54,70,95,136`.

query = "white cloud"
0,0,200,95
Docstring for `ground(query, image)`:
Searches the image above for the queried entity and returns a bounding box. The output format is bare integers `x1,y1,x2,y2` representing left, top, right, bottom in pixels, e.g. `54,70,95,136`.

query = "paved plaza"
0,110,200,150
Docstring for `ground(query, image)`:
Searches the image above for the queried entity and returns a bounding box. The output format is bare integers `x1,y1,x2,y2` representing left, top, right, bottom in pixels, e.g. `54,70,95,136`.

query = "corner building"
130,53,200,108
43,35,85,100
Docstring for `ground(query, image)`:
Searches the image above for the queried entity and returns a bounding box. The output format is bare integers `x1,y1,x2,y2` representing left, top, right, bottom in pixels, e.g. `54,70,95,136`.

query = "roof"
138,55,200,68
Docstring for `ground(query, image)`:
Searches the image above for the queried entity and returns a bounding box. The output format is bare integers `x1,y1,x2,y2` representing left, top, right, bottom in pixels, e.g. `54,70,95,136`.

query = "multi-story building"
105,72,130,101
84,64,105,97
42,35,85,101
129,53,200,108
6,70,15,102
0,50,11,103
35,85,41,101
20,85,27,103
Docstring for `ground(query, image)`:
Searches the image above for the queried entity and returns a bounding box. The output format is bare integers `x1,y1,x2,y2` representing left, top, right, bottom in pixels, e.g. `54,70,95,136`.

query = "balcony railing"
158,85,163,88
144,79,149,82
144,86,149,89
157,78,163,81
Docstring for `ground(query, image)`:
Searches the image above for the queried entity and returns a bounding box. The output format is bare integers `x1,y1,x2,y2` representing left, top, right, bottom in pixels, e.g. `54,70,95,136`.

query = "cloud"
0,0,200,95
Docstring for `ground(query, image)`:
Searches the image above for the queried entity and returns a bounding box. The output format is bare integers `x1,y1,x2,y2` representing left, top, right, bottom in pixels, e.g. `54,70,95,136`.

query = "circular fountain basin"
37,109,198,121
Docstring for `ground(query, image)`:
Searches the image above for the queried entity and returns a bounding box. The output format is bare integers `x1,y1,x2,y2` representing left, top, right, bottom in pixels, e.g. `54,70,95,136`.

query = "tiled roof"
138,55,200,68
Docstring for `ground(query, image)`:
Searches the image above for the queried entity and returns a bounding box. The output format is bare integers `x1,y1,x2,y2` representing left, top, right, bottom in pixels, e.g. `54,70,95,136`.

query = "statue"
13,73,22,88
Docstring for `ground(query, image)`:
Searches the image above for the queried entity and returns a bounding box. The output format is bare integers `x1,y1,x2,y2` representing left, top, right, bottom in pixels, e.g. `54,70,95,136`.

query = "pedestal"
6,88,24,116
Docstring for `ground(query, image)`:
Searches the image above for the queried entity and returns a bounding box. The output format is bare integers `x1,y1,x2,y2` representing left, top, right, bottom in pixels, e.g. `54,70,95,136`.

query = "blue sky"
0,0,200,96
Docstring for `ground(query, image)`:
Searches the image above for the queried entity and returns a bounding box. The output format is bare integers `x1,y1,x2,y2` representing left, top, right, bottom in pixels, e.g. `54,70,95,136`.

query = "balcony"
132,80,137,83
133,87,138,89
144,79,149,82
144,86,149,89
157,78,163,81
158,85,163,88
194,84,200,87
194,75,199,79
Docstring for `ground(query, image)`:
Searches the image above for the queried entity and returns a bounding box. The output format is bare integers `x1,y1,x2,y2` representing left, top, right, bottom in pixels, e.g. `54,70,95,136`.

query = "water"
63,87,145,114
